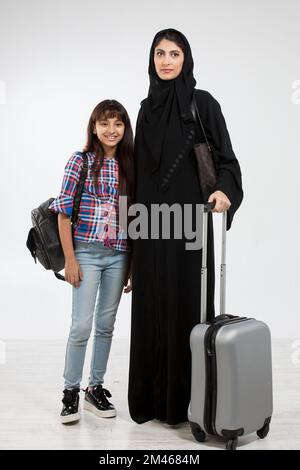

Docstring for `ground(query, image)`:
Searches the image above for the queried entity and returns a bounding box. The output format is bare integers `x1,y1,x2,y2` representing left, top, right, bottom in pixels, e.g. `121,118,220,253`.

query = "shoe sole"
60,411,80,424
84,400,116,418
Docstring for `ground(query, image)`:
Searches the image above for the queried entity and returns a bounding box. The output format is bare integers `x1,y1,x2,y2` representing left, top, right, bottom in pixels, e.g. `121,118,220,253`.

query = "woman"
49,100,133,424
128,29,243,425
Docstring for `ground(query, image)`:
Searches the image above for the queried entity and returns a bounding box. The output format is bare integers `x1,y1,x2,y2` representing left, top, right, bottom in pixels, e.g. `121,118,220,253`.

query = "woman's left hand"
207,190,231,213
124,271,132,293
124,258,133,293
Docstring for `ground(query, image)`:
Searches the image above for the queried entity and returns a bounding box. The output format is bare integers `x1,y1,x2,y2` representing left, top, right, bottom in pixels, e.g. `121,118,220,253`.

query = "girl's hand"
208,190,231,213
64,258,83,288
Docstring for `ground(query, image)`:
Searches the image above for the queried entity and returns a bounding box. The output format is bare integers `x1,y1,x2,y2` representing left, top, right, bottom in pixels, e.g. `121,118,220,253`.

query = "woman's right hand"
64,258,83,288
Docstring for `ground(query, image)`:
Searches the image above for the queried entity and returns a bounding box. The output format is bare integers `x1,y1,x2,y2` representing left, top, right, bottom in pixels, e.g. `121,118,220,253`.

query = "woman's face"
154,38,184,80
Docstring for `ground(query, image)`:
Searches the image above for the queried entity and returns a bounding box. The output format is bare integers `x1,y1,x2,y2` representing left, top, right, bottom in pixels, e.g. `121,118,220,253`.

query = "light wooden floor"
0,338,299,450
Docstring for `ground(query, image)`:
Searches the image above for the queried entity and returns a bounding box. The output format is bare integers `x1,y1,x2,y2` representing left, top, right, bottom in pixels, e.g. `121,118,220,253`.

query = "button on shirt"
48,152,130,252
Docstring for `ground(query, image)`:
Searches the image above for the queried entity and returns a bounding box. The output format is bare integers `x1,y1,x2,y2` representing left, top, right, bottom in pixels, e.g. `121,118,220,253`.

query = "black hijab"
140,28,197,177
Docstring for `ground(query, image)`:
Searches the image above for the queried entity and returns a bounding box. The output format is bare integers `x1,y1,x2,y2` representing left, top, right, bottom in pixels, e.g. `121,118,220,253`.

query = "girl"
128,29,244,425
49,99,134,424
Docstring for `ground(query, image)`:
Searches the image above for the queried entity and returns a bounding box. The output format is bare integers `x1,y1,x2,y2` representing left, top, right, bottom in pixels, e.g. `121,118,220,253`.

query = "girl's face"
93,115,125,155
154,38,184,80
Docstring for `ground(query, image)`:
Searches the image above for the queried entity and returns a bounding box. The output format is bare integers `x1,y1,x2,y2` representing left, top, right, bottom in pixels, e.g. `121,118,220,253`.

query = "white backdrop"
0,0,299,339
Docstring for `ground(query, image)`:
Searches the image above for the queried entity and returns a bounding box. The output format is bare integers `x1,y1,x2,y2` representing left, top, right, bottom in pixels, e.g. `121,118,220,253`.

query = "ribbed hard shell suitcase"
188,204,273,450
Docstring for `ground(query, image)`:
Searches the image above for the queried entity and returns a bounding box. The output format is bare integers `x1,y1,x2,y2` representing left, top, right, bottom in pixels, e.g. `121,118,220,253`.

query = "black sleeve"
195,89,244,230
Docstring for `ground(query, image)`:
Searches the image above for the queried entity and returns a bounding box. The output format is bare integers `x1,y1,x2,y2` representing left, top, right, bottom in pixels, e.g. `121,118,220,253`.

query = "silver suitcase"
188,204,273,450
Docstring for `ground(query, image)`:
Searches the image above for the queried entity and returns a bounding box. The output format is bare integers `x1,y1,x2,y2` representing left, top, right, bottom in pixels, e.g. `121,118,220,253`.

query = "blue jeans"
63,240,130,390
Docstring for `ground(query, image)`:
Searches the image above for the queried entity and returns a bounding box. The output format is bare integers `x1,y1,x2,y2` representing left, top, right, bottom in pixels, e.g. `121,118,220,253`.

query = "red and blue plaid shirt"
48,152,131,252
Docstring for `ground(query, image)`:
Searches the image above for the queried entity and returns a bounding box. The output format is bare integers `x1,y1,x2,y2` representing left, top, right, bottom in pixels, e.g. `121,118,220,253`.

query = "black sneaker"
60,388,80,424
84,384,116,418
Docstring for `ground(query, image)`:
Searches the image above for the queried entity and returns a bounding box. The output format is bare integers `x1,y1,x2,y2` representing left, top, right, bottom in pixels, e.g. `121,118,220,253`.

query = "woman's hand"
208,190,231,213
124,258,132,293
64,257,83,288
124,271,132,293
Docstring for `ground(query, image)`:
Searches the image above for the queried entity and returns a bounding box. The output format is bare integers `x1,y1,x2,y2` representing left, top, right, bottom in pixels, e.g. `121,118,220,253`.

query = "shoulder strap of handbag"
70,152,88,227
191,91,212,152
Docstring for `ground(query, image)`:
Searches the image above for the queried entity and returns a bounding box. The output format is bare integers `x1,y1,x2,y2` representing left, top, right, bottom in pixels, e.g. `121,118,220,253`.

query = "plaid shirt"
48,152,131,252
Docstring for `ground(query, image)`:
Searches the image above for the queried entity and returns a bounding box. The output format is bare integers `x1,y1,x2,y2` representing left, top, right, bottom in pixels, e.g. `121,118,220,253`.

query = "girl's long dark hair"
83,99,134,206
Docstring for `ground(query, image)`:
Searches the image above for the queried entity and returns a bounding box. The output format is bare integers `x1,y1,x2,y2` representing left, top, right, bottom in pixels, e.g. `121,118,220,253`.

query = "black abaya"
128,30,243,425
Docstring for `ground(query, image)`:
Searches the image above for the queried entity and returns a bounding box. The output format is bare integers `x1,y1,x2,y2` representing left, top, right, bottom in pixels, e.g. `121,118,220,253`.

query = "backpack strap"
71,152,89,226
54,272,66,281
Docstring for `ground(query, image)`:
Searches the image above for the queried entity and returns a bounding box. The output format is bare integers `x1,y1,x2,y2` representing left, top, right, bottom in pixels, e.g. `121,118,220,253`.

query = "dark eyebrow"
155,48,181,53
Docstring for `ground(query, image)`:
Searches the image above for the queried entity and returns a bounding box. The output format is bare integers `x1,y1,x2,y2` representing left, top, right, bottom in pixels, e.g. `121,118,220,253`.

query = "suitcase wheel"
257,422,270,439
190,422,206,442
226,438,238,450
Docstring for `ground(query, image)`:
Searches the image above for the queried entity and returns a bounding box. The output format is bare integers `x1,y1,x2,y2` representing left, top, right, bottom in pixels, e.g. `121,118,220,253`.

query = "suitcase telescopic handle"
201,202,227,324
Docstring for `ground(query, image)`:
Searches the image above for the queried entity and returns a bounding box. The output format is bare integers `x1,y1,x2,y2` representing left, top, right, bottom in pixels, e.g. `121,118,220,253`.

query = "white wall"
0,0,299,339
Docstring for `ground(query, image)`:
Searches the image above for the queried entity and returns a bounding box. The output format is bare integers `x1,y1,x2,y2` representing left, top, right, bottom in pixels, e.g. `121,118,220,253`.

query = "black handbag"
191,92,217,200
26,152,88,281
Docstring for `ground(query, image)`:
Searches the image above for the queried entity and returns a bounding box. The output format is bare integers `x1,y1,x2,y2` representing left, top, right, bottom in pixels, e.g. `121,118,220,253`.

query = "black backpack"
26,153,88,281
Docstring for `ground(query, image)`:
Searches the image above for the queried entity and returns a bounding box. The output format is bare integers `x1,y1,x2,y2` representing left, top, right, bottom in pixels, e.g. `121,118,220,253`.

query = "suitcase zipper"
203,317,251,436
